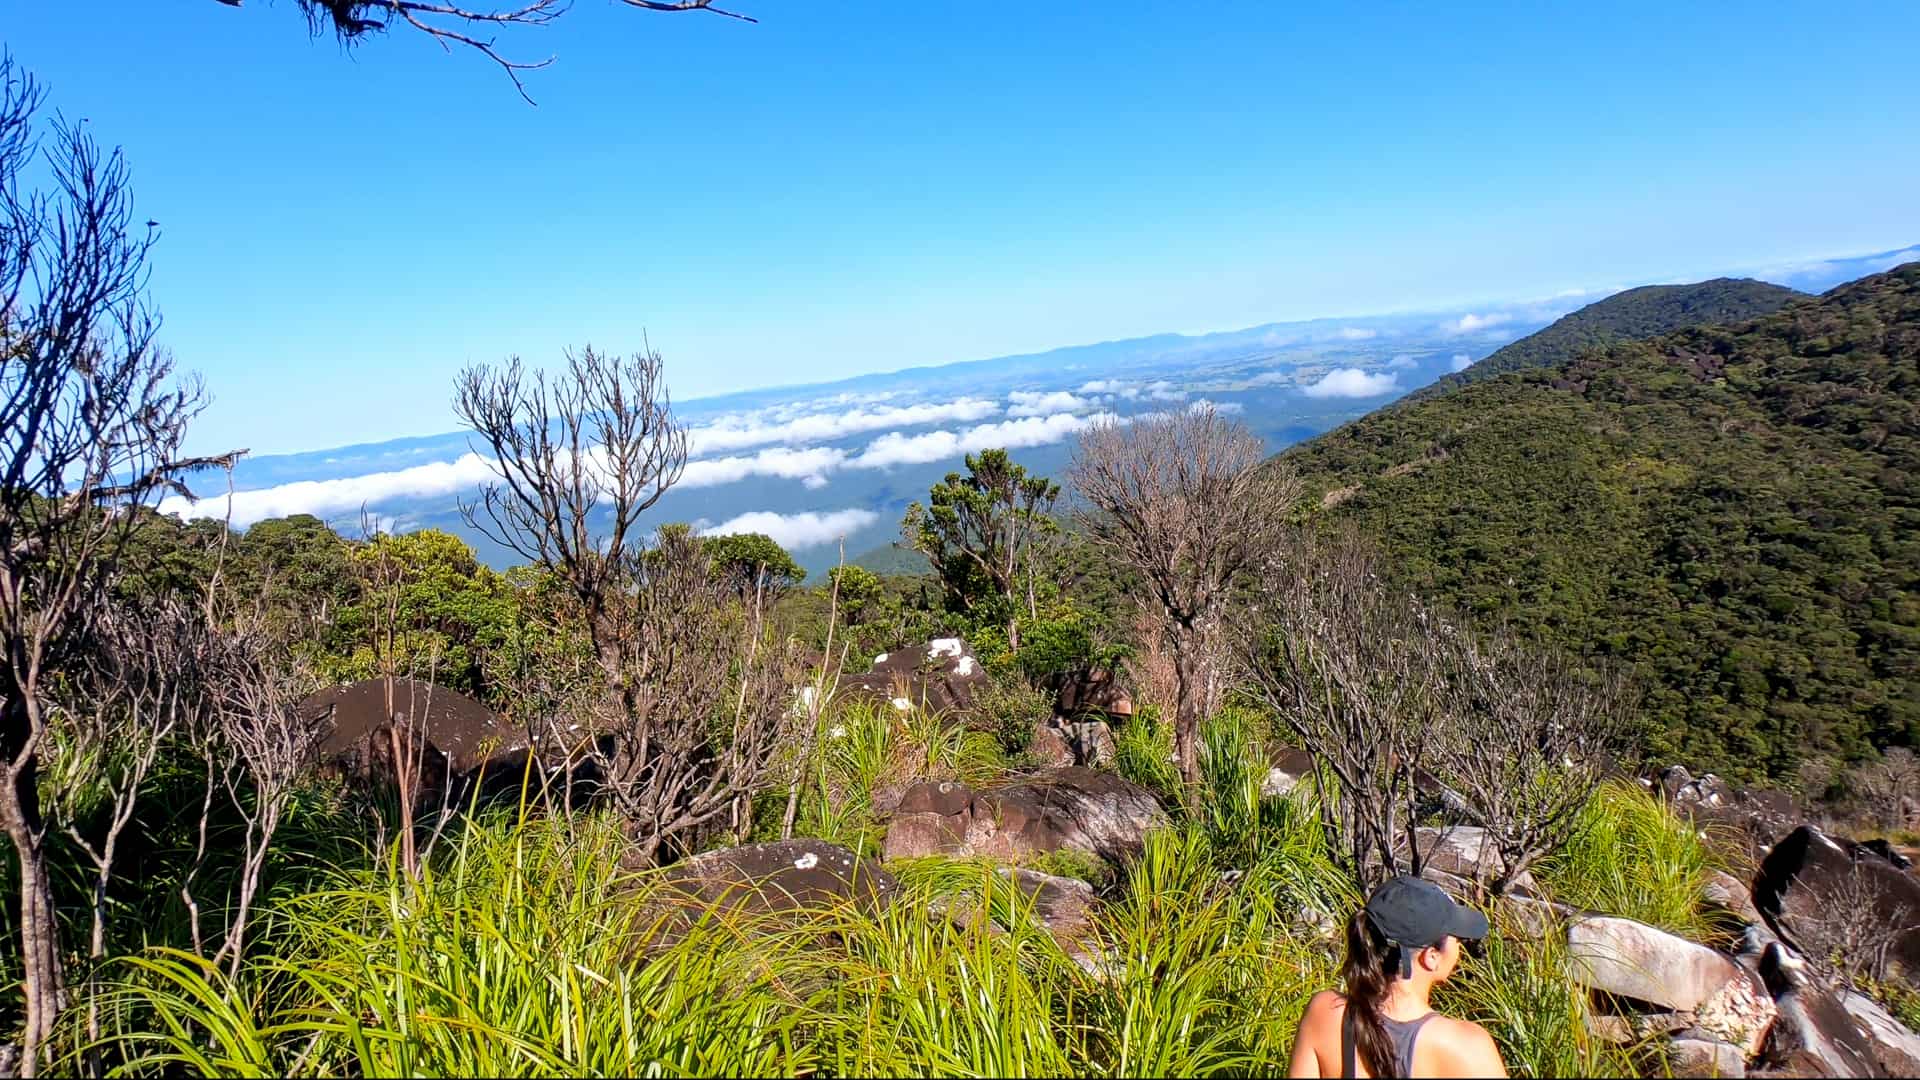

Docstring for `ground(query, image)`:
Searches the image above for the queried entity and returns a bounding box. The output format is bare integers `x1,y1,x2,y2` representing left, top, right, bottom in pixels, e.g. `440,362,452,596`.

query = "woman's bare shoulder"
1424,1015,1507,1076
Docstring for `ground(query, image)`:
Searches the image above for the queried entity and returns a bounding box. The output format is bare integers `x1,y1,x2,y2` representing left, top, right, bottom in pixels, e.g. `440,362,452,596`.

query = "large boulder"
1763,987,1882,1078
1409,826,1537,894
839,638,989,716
1047,666,1134,720
659,839,898,919
1753,825,1920,989
1566,915,1776,1055
882,768,1169,866
1843,992,1920,1076
300,678,529,804
1000,866,1098,949
1262,747,1316,799
1666,1036,1747,1078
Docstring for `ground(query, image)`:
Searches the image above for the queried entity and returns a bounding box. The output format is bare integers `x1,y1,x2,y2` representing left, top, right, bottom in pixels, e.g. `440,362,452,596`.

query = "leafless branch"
1069,404,1301,796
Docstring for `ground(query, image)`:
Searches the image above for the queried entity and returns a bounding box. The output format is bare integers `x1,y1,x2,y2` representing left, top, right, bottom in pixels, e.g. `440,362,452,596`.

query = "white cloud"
1144,380,1187,402
1450,353,1473,373
1078,379,1119,393
159,452,500,528
681,446,849,489
1007,390,1093,417
1335,327,1377,341
698,508,881,550
852,412,1117,469
686,397,1000,456
1187,399,1244,415
1387,353,1419,369
1302,368,1400,399
1445,312,1515,334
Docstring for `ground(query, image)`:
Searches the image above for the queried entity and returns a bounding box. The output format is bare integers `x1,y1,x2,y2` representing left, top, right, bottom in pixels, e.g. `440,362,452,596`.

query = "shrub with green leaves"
1535,780,1714,941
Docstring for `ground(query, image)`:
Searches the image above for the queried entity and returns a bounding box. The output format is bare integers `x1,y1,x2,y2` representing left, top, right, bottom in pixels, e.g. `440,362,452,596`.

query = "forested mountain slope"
1286,265,1920,780
1414,277,1806,401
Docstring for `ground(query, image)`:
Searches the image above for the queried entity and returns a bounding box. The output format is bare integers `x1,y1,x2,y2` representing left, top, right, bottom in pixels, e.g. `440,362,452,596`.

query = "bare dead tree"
456,345,687,688
586,524,802,865
1235,532,1443,888
0,55,238,1075
204,622,323,978
45,595,213,1064
1853,748,1920,833
1792,862,1920,992
1425,623,1635,896
456,348,800,865
1069,405,1301,795
209,0,758,102
1238,529,1635,895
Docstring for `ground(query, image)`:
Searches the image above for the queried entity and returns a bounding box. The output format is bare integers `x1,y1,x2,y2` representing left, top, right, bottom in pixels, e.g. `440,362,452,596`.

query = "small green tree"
902,449,1060,652
704,531,805,598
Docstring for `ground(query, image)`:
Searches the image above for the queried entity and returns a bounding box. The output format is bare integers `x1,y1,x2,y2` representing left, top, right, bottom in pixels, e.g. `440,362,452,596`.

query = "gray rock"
1410,826,1536,893
1566,915,1775,1055
1067,720,1116,769
880,768,1168,867
998,866,1097,945
1028,721,1077,769
1667,1036,1746,1078
1763,987,1879,1078
1842,991,1920,1076
1262,748,1315,799
1704,869,1763,927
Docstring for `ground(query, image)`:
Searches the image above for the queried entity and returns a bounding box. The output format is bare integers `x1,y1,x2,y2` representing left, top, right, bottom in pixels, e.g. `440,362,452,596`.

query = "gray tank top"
1341,1009,1438,1078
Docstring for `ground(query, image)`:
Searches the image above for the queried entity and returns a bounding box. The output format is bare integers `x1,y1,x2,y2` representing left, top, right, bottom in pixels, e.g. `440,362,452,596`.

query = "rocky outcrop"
1566,915,1776,1055
1030,717,1117,769
1753,824,1920,989
840,639,988,715
1763,986,1881,1077
1409,826,1537,894
1047,666,1134,720
300,678,532,805
1262,748,1316,799
658,839,898,919
882,768,1168,866
1653,765,1801,860
1667,1035,1747,1078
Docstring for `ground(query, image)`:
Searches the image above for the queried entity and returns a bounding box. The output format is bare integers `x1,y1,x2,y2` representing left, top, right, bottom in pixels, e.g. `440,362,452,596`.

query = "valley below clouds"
156,298,1605,572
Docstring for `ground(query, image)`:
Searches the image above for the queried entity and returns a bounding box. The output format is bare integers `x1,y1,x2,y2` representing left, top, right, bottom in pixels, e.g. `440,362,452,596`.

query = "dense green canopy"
1286,264,1920,780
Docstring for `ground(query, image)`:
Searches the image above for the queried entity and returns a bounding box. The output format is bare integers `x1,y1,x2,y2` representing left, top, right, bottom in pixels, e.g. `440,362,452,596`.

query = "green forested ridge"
1414,277,1807,401
1287,264,1920,780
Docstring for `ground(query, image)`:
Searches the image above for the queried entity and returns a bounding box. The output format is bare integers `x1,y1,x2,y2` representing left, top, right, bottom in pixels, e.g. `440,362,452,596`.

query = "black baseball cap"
1364,875,1489,977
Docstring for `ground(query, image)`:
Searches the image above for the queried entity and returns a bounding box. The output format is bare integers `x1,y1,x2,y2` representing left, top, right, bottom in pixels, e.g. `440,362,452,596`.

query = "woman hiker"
1287,875,1509,1078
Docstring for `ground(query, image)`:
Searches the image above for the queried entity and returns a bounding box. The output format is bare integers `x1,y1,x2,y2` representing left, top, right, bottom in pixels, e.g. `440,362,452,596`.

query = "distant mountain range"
1285,260,1920,780
160,244,1918,581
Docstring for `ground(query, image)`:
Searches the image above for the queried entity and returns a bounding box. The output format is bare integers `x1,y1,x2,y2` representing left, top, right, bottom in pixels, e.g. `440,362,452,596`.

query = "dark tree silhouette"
0,55,236,1076
209,0,758,101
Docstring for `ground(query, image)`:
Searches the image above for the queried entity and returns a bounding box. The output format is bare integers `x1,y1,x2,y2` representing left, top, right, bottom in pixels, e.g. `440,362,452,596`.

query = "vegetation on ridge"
1288,264,1920,780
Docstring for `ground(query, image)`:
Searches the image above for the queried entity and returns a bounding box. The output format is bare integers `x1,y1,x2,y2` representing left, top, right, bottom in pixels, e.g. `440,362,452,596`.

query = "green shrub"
1435,910,1639,1078
969,672,1051,757
1535,780,1714,941
1115,704,1180,798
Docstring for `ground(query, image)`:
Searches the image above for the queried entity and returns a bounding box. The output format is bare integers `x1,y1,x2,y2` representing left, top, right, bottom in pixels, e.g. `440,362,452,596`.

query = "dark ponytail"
1342,908,1402,1078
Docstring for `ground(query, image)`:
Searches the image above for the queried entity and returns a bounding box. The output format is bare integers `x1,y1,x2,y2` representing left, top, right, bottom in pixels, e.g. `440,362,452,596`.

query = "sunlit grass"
1534,780,1714,941
69,714,1661,1078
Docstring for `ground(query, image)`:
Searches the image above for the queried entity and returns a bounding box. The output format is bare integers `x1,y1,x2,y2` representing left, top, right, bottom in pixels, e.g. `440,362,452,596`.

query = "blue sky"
9,1,1918,456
